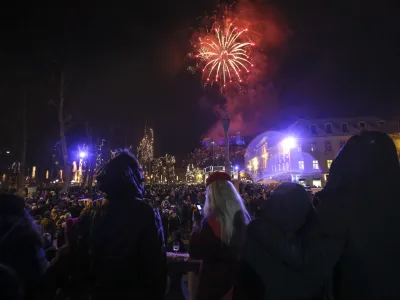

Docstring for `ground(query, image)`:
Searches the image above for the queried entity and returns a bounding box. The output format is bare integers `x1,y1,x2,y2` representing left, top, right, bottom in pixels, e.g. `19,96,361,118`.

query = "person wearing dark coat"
233,182,319,300
45,150,167,300
314,131,400,300
0,193,47,300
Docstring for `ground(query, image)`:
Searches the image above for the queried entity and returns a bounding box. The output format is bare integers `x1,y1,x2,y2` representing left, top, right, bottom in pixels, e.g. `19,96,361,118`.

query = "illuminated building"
246,117,400,187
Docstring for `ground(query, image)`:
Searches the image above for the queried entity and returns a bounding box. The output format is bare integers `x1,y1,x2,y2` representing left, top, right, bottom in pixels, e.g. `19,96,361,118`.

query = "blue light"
235,165,239,170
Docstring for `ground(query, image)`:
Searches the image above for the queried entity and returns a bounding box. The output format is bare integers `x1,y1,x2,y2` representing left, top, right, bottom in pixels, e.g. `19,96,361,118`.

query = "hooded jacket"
233,182,320,300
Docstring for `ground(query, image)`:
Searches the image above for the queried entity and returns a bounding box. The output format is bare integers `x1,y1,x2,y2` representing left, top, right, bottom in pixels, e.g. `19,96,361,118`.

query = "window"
297,145,302,152
313,160,319,170
325,123,332,134
327,160,332,169
359,121,366,129
298,160,304,170
310,124,317,135
324,141,332,154
310,143,316,152
312,179,322,188
341,122,349,133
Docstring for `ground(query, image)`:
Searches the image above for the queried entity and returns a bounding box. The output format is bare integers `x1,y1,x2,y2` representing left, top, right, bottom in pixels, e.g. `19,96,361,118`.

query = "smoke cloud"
203,0,291,139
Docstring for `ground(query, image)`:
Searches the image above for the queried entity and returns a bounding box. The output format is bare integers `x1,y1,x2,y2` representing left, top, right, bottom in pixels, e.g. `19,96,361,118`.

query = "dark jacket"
77,198,167,299
0,196,47,300
315,132,400,300
190,216,240,300
233,183,321,300
41,198,168,300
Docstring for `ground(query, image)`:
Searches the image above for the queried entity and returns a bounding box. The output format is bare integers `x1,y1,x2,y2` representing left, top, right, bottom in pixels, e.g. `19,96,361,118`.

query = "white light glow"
282,137,296,152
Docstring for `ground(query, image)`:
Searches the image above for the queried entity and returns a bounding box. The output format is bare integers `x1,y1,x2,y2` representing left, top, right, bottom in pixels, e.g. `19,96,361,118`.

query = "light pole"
211,138,215,171
222,116,231,176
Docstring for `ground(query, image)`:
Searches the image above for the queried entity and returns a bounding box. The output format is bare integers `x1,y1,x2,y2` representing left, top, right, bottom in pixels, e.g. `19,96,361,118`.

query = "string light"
137,128,154,174
96,139,107,168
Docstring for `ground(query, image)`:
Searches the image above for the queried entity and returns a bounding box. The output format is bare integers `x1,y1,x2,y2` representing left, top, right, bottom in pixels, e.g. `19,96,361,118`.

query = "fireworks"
195,21,254,88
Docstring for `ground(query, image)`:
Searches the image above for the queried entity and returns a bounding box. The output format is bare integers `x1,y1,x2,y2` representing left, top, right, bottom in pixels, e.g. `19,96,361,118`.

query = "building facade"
247,117,400,187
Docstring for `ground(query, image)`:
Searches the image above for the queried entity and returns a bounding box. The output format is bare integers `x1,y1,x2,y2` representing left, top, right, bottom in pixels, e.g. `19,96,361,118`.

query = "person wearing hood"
45,150,167,300
313,131,400,300
233,182,318,300
80,150,167,299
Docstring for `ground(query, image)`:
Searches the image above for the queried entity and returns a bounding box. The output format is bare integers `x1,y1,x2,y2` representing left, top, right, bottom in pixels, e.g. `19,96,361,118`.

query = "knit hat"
206,172,231,186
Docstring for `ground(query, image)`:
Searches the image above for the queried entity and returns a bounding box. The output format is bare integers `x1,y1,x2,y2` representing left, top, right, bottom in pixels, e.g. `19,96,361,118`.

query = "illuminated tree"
137,127,154,175
151,158,163,183
165,154,176,183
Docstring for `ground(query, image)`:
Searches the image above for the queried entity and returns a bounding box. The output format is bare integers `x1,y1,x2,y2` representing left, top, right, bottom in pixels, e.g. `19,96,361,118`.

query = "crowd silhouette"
1,131,399,300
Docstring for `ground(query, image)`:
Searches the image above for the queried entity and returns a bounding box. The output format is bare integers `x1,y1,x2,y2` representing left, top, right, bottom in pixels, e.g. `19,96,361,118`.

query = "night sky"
0,0,399,167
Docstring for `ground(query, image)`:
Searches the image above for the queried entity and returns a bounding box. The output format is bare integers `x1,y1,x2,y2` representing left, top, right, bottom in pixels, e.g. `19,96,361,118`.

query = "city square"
1,1,399,300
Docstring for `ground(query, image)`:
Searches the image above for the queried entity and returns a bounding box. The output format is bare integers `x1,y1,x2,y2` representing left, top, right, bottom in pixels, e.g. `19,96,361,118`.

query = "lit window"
359,121,366,129
310,124,317,135
327,160,332,169
298,161,304,170
325,123,332,134
313,160,319,170
341,122,349,133
310,143,316,152
312,179,322,188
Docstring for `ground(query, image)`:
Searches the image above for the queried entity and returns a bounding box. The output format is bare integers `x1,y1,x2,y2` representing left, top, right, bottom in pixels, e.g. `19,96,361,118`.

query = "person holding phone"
190,172,251,300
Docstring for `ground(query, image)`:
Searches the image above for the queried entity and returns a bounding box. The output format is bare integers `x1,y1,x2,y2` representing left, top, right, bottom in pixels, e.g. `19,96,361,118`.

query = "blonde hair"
204,180,251,245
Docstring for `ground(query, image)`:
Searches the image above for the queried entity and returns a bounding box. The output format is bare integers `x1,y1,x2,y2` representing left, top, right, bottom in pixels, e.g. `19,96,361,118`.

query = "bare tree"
17,91,27,196
49,71,72,192
84,121,95,192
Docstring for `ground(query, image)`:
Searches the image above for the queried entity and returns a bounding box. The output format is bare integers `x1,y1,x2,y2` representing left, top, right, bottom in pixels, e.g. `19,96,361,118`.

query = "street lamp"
281,137,296,153
79,151,87,159
6,151,10,154
222,117,231,176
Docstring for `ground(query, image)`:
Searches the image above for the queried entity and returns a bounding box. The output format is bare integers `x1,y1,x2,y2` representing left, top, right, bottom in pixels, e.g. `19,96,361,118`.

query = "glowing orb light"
281,137,296,152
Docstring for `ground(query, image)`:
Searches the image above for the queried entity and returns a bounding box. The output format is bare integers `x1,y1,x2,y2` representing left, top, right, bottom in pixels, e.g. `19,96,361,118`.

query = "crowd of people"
1,131,400,299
